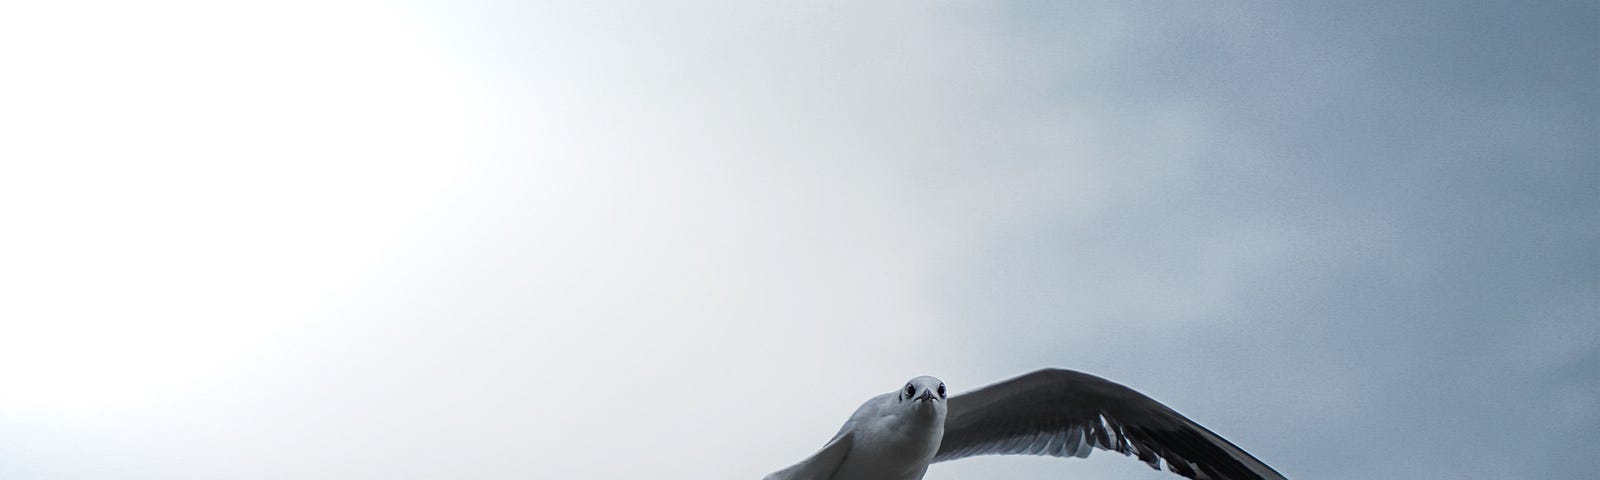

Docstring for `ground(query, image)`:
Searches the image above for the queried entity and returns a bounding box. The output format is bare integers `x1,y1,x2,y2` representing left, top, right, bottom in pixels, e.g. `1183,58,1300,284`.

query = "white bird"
765,369,1286,480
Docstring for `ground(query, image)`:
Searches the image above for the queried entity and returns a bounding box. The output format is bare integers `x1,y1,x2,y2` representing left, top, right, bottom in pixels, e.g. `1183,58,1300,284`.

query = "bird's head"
898,375,948,414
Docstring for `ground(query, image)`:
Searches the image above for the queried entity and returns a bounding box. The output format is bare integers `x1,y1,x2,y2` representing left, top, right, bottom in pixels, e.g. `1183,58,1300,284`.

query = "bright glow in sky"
0,1,475,412
1,2,1594,479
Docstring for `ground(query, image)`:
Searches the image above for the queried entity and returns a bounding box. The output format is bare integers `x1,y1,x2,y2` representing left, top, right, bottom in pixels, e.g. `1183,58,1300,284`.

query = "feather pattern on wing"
934,369,1286,480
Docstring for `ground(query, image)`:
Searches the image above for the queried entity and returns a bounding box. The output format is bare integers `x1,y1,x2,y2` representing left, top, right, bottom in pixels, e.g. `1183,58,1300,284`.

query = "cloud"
0,1,1593,479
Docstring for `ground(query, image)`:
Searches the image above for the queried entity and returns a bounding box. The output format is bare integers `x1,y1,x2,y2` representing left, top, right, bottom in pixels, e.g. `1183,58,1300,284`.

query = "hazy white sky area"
1,1,1595,479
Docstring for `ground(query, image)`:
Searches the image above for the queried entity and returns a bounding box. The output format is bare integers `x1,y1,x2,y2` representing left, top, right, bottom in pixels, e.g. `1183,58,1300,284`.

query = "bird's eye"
904,384,916,398
937,383,946,397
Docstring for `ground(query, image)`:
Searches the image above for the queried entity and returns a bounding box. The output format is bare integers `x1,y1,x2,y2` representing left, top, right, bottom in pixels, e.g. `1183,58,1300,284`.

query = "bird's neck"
895,407,944,433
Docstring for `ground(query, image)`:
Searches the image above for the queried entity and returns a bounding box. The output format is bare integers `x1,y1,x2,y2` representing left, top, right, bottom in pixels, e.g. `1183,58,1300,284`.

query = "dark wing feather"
934,369,1286,480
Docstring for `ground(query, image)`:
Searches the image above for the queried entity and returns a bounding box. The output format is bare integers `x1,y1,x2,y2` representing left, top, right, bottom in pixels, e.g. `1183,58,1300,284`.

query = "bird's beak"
916,391,936,402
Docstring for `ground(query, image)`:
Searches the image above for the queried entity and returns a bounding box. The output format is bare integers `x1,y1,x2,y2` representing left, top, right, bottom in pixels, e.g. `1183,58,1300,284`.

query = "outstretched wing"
764,431,853,480
934,369,1285,480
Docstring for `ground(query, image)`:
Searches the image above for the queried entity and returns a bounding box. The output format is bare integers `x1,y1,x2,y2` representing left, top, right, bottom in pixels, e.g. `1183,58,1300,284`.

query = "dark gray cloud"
923,2,1597,479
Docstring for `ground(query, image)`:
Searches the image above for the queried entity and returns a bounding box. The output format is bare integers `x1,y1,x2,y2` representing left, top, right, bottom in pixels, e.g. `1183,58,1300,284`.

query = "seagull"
765,369,1286,480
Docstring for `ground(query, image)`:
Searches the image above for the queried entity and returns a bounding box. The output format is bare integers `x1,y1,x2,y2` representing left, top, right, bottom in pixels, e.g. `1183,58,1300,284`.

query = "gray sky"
1,1,1595,479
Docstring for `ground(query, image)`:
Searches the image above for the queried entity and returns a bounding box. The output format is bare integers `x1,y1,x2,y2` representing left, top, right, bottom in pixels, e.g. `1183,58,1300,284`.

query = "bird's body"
766,376,947,480
828,389,945,479
765,369,1285,480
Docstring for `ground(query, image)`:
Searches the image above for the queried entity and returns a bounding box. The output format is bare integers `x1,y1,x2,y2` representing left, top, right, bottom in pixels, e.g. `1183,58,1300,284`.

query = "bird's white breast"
830,395,945,480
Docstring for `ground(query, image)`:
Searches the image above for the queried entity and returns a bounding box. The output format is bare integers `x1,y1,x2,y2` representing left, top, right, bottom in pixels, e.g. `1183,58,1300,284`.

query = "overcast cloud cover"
0,1,1595,479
